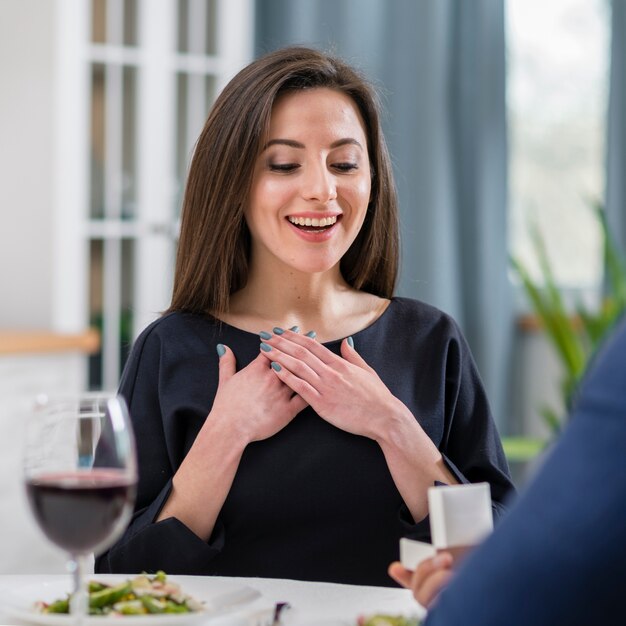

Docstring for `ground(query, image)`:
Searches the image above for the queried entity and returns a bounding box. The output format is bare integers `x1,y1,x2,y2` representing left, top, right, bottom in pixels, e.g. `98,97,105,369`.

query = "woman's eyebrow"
263,137,363,151
263,139,304,150
330,138,363,149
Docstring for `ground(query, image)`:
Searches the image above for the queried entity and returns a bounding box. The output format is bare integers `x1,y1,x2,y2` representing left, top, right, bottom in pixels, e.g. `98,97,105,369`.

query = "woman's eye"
269,163,300,173
333,162,358,173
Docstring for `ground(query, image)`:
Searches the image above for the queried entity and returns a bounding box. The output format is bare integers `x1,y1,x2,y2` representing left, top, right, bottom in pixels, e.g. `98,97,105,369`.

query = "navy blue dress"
425,316,626,625
95,297,513,585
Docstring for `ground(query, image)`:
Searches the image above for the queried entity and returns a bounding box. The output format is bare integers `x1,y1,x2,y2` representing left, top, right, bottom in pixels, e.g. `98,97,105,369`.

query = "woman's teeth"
288,215,338,227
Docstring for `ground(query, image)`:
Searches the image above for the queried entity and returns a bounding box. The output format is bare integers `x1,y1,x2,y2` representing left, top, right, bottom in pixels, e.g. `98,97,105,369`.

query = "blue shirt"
426,317,626,625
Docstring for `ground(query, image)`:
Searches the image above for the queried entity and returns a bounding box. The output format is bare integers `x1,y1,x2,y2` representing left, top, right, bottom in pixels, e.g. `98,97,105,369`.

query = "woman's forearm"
156,411,248,541
374,404,458,523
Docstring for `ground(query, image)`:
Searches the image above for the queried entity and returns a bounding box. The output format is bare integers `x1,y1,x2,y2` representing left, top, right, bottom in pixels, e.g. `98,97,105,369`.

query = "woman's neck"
222,254,390,342
228,264,354,330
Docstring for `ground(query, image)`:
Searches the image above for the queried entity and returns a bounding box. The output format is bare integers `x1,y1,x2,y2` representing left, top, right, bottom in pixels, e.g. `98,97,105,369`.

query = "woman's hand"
258,329,458,522
257,330,409,440
211,343,307,444
156,343,307,540
388,553,454,609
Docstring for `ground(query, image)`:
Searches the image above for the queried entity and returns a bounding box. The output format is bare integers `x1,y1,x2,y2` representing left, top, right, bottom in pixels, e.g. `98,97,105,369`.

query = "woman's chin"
280,257,342,277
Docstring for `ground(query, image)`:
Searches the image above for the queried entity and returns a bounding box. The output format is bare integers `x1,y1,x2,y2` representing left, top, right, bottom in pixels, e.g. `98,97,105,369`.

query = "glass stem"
68,553,88,626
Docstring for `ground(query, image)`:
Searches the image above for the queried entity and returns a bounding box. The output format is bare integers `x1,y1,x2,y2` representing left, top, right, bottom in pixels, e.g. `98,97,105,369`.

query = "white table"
0,574,425,625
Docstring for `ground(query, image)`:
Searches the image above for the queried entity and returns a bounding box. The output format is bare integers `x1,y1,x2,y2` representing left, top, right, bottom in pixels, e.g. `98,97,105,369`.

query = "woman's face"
246,87,372,277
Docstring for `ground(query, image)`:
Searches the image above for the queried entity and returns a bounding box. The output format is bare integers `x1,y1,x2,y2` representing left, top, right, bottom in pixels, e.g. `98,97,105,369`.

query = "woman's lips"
287,214,339,228
285,215,342,242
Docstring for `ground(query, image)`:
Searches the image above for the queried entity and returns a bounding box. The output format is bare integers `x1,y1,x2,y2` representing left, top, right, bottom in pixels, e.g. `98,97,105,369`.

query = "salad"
35,571,204,616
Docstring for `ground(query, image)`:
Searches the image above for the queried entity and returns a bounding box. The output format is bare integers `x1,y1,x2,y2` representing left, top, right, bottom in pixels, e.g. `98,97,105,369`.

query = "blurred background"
1,0,623,572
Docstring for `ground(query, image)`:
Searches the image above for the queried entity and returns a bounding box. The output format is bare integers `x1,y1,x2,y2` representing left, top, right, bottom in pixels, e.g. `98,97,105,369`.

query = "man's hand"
388,552,454,609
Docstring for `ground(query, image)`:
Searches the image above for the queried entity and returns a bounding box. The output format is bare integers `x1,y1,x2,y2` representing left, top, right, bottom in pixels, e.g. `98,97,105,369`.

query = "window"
54,0,253,390
506,0,611,291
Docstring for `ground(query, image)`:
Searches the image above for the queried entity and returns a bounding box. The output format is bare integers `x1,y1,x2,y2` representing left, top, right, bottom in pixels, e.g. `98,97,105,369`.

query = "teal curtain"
606,0,626,251
255,0,513,428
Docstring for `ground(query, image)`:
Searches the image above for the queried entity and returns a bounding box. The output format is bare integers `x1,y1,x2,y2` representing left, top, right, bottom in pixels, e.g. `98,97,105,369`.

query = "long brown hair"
169,46,399,316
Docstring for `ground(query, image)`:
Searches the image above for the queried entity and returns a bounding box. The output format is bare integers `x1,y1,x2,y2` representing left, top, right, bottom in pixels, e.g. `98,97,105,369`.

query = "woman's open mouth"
287,215,340,233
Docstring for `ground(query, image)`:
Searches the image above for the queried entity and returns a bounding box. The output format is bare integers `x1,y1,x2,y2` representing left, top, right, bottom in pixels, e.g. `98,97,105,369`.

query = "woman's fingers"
340,337,376,373
259,329,396,440
268,360,320,406
212,347,307,443
216,343,236,384
261,342,322,385
260,329,371,381
261,328,337,366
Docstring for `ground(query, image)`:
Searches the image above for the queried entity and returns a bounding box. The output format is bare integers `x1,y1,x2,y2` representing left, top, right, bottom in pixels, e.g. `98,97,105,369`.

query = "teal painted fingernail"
273,327,285,335
289,326,300,332
271,362,282,371
259,331,272,340
347,336,354,348
216,343,226,357
260,342,272,352
305,330,317,338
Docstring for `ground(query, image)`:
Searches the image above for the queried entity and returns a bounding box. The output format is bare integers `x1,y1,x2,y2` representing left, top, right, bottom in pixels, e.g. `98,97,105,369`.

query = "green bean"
45,598,69,613
140,595,166,614
164,600,190,613
89,582,132,609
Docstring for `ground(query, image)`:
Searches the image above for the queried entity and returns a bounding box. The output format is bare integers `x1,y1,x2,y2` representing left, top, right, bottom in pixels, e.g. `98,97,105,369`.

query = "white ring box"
400,482,493,570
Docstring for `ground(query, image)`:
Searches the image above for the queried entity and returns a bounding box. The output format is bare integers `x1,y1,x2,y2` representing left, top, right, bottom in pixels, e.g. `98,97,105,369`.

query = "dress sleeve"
94,321,224,574
401,317,515,541
439,320,514,517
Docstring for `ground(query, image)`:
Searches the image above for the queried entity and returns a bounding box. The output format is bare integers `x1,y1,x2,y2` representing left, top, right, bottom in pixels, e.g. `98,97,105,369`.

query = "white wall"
0,352,85,574
0,0,56,329
0,0,85,573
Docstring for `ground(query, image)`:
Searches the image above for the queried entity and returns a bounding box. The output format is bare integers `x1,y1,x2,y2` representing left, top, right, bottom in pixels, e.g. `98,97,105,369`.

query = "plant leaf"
539,406,562,434
501,437,547,462
510,253,586,381
511,201,626,433
593,200,626,309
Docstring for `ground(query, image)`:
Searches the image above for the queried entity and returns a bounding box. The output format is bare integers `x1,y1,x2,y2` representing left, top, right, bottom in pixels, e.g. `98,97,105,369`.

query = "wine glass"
23,393,137,624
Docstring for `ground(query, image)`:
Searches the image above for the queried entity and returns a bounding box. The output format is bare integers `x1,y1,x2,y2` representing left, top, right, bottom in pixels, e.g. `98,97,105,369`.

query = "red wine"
26,470,136,555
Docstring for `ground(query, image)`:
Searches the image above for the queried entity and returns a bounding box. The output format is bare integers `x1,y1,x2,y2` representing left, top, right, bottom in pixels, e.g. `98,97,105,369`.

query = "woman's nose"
301,164,337,203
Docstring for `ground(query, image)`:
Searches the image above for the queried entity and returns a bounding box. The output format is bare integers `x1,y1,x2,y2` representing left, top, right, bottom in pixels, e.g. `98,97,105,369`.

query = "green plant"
510,201,626,434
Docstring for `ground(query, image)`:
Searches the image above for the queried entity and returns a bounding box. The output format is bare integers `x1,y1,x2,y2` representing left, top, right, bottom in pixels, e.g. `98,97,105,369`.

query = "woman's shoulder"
388,296,461,334
136,309,206,333
382,298,476,372
132,310,219,350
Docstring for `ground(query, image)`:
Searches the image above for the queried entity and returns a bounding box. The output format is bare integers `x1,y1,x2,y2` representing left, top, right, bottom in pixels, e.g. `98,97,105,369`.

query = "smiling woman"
243,87,371,283
95,46,514,586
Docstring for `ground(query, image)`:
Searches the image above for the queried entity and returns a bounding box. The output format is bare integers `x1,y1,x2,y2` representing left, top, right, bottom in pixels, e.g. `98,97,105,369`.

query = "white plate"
0,576,261,626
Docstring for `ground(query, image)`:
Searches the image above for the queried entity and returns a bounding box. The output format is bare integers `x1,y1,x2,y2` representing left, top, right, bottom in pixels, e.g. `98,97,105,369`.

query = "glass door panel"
80,0,251,389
